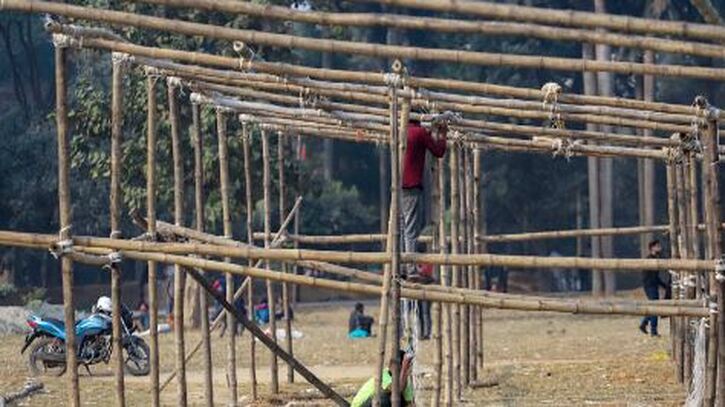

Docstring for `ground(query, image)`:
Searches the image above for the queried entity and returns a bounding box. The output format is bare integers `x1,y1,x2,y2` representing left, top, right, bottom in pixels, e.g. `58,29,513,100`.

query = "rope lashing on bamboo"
50,226,74,259
541,82,565,129
715,259,725,283
51,33,73,49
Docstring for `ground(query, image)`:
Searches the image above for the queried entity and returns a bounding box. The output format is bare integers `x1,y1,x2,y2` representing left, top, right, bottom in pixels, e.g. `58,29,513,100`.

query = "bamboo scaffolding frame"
349,0,725,41
167,77,188,406
153,198,302,392
109,53,126,407
13,1,725,80
449,143,462,400
45,23,725,120
53,40,80,407
135,0,725,59
144,71,161,407
473,148,484,373
215,109,237,404
191,102,214,407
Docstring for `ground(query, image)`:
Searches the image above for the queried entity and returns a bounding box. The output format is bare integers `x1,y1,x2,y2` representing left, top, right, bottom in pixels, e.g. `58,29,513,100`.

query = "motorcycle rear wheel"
28,337,67,377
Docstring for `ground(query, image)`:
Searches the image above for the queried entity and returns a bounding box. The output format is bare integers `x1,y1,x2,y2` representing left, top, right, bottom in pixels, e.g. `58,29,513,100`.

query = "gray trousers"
401,187,424,255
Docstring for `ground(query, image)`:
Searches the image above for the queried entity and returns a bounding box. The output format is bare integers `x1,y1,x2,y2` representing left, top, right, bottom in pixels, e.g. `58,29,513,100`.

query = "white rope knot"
110,230,122,239
238,114,255,125
107,251,123,265
383,73,403,88
49,239,73,260
111,52,132,68
541,82,565,129
709,301,718,315
550,137,580,160
682,274,697,288
51,33,73,49
238,56,252,72
216,106,233,115
166,76,182,89
449,130,466,145
189,92,208,105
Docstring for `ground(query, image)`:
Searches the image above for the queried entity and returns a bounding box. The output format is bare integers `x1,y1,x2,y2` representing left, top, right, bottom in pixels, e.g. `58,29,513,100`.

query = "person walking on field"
401,114,449,277
639,239,669,337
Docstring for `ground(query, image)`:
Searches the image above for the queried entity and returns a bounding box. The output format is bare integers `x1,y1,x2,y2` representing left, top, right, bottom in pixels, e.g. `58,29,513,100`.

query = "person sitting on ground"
348,302,374,339
274,296,294,321
351,350,415,407
255,297,270,325
639,239,669,337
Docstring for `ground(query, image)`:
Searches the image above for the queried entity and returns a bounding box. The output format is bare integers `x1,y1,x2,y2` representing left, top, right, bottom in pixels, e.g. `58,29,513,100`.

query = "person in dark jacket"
640,240,669,336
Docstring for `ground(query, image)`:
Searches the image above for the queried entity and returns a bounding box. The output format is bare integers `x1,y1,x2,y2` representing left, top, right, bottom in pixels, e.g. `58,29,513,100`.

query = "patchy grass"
0,298,684,406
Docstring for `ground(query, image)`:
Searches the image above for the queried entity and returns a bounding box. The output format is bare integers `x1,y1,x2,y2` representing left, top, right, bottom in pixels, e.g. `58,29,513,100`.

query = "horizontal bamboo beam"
68,246,708,318
134,0,725,59
350,0,725,42
48,25,722,119
0,229,715,271
10,1,725,79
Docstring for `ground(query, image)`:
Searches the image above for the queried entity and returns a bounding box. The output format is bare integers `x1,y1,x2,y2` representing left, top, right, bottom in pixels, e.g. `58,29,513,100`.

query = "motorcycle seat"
43,317,66,329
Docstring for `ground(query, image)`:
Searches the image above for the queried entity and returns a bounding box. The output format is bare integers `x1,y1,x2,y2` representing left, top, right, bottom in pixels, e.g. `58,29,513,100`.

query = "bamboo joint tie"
51,33,73,49
49,226,74,259
111,51,132,68
715,259,725,283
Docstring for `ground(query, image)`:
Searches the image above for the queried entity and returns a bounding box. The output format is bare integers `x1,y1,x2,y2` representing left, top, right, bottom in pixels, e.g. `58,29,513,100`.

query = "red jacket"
402,122,447,189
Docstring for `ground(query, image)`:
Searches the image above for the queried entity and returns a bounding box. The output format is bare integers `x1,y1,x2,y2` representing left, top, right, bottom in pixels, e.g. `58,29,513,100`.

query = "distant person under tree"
639,239,669,337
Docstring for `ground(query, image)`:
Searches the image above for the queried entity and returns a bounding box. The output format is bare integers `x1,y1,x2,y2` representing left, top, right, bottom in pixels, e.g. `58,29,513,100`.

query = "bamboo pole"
53,35,80,407
438,148,453,407
216,108,237,404
348,0,725,41
241,120,258,400
109,52,126,407
167,76,188,406
666,158,684,383
702,123,718,406
13,2,725,80
191,102,213,407
701,108,724,406
473,148,484,373
430,153,443,407
262,129,280,394
466,147,477,383
676,159,690,385
144,70,161,407
134,0,725,59
460,147,470,387
449,143,461,401
3,229,718,271
278,131,295,384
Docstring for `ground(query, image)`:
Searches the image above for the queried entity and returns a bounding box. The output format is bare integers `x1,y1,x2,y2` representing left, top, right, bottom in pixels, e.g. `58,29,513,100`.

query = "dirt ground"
0,298,685,406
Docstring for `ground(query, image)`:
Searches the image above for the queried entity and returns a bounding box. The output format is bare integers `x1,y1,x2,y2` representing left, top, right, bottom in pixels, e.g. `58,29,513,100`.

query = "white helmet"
96,296,112,313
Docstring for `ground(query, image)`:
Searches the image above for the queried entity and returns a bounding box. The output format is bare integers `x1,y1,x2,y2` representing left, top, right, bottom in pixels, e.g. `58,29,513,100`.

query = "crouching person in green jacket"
351,350,415,407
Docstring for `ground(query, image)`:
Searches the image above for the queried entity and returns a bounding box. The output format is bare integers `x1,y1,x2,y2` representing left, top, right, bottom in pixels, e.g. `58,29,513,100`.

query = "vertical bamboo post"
293,133,301,306
449,141,461,401
216,108,238,404
191,102,213,407
262,129,280,394
439,154,453,407
701,107,724,406
702,129,718,407
430,155,443,407
676,159,692,386
390,70,405,407
241,120,258,400
373,67,401,407
144,70,161,407
665,157,683,383
459,146,470,387
109,52,127,407
466,146,477,383
473,148,484,373
167,77,187,406
278,131,295,384
53,35,80,407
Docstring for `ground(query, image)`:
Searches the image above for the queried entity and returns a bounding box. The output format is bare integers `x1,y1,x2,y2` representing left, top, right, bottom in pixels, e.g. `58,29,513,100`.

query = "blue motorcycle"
21,299,150,377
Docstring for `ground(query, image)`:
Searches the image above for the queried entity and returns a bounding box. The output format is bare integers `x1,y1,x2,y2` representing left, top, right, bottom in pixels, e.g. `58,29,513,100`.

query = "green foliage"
22,287,47,305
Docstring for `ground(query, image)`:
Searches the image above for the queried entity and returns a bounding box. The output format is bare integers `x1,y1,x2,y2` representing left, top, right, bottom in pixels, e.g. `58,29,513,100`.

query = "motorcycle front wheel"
28,337,67,377
124,336,150,376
